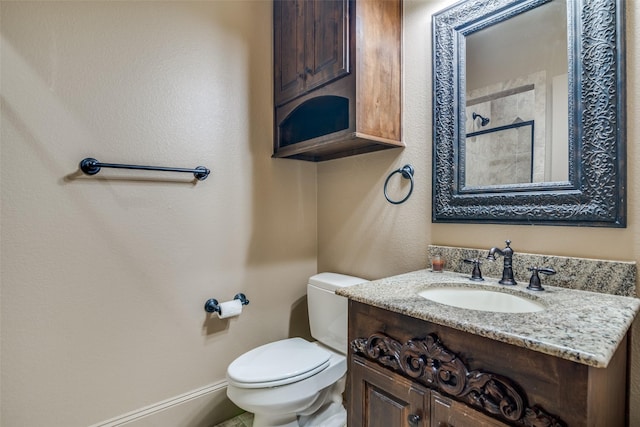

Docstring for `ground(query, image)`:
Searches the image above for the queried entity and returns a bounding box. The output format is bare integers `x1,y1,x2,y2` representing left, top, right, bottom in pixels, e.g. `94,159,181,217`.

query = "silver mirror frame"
432,0,626,227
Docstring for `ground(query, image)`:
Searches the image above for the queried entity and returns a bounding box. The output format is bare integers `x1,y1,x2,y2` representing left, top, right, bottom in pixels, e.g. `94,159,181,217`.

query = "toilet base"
250,401,346,427
299,401,346,427
252,413,298,427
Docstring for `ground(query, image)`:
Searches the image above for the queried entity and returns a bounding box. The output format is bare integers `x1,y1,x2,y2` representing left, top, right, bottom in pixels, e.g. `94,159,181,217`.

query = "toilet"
226,272,367,427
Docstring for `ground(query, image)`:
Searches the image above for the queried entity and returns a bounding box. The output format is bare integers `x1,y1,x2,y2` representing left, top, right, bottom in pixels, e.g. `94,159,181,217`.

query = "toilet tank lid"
308,272,368,292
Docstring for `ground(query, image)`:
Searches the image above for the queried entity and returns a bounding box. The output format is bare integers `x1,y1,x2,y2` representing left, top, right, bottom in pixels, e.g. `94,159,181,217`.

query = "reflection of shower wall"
466,71,546,185
466,126,533,186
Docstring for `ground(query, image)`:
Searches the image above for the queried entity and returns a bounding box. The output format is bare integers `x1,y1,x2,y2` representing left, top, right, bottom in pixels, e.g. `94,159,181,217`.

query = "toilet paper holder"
204,293,250,314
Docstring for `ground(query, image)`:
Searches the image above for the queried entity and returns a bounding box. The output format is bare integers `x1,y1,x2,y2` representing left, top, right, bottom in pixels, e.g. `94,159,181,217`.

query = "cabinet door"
274,0,348,106
431,392,509,427
274,0,305,106
303,0,349,92
350,356,429,427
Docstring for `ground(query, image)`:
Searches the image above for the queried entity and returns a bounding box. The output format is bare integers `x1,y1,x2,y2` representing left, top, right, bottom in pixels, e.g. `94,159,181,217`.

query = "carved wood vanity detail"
347,301,629,426
352,333,563,426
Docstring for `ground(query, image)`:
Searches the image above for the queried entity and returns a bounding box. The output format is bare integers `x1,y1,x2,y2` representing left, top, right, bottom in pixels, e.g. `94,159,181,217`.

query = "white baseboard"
89,380,228,427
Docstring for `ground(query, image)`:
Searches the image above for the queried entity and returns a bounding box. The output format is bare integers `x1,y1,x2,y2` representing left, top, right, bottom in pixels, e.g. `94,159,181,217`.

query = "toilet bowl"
225,273,367,427
227,339,346,427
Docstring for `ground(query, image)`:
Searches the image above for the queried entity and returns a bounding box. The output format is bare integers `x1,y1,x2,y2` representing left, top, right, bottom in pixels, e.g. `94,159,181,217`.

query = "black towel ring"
384,164,415,205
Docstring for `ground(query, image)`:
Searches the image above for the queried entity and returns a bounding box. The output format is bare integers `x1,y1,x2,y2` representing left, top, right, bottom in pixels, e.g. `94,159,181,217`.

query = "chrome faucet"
487,240,516,285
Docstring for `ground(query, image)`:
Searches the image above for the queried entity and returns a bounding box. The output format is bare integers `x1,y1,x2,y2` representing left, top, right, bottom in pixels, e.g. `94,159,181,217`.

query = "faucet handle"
463,258,484,281
527,267,556,291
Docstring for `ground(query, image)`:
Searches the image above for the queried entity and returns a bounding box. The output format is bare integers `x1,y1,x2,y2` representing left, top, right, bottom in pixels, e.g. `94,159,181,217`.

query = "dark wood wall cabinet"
273,0,403,162
348,301,629,427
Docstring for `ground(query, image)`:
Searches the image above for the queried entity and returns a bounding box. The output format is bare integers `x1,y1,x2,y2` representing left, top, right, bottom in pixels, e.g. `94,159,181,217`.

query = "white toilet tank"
307,272,367,354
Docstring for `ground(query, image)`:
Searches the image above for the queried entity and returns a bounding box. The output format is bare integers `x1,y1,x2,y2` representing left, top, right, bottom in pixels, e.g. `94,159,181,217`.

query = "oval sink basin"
418,287,545,313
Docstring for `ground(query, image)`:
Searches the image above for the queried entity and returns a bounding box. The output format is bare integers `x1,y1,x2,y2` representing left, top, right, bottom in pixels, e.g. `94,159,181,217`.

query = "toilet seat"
227,338,331,389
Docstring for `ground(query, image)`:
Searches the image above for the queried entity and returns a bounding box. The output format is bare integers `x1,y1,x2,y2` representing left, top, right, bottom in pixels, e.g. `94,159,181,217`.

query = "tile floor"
213,412,253,427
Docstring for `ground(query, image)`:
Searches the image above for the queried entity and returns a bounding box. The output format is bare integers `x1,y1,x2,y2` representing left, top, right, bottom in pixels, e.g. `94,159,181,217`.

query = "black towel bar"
79,157,210,181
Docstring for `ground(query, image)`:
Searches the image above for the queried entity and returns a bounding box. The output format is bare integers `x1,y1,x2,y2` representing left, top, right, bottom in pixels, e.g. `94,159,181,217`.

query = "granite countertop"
337,269,640,368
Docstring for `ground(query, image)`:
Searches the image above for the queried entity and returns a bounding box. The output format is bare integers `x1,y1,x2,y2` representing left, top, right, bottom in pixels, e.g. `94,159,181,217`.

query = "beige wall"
318,0,640,424
1,2,317,426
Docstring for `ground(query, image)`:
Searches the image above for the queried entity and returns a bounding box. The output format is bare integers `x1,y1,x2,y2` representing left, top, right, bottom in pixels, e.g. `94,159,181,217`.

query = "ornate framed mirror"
432,0,626,226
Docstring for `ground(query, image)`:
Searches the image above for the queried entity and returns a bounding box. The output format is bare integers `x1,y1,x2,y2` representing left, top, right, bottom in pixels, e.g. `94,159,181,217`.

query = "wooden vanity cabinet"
273,0,403,161
347,301,629,426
